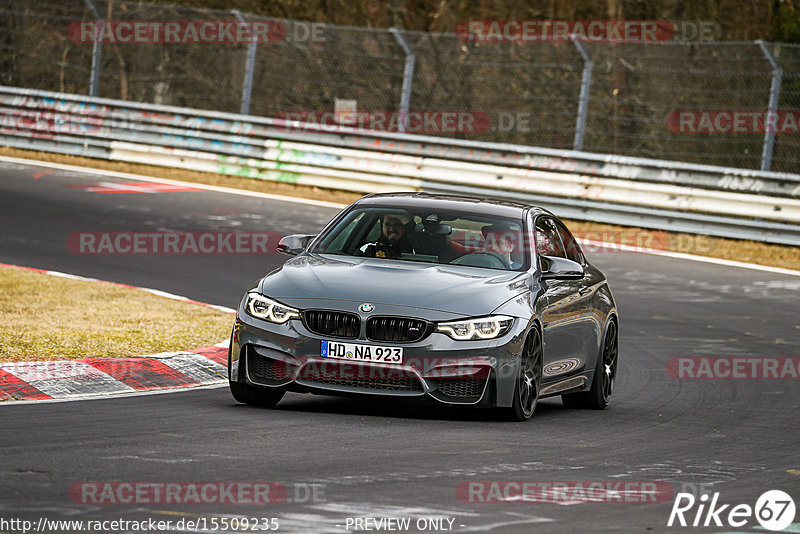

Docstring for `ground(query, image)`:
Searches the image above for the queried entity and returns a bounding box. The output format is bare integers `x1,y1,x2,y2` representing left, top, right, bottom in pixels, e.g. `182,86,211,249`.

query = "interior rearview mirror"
414,222,452,235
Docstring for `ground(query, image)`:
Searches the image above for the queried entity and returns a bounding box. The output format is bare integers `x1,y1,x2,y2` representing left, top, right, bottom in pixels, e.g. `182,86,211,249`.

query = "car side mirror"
277,234,314,256
540,255,584,280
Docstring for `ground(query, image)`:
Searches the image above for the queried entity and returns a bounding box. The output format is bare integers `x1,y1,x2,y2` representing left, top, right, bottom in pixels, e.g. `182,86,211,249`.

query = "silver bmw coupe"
228,193,618,421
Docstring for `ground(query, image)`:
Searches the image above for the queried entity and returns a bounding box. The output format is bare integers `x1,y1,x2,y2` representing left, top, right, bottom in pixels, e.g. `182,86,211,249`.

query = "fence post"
756,40,782,172
83,0,102,97
571,36,593,152
390,28,415,133
232,10,257,116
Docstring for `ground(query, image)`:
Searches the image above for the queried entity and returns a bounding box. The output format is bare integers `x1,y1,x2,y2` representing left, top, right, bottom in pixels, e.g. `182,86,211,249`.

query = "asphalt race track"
1,159,798,533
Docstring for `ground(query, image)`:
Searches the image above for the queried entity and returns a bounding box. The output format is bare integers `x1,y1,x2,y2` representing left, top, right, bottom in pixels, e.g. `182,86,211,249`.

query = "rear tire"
562,319,617,409
504,328,542,421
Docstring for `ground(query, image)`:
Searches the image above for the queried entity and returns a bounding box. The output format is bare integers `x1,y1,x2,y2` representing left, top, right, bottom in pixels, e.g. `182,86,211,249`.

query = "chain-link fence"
2,0,799,173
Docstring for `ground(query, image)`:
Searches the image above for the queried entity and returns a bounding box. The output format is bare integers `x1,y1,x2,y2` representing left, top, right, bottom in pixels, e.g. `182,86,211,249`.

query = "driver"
357,212,415,259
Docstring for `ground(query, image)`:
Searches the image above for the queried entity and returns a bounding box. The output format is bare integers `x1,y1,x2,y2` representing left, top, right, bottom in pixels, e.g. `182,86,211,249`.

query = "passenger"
482,222,523,269
357,213,415,259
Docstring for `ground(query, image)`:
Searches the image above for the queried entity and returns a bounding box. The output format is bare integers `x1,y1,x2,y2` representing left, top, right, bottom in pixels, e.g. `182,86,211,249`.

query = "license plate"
321,340,403,364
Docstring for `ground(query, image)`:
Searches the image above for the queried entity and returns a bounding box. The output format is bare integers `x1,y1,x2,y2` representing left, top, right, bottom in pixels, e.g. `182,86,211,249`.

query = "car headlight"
436,315,514,340
245,292,300,324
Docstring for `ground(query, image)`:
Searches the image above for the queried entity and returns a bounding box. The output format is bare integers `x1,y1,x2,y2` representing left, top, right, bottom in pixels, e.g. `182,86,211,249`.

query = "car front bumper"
230,307,529,408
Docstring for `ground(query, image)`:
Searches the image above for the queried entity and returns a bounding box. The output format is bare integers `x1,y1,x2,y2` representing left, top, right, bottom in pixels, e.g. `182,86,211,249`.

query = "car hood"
258,253,529,316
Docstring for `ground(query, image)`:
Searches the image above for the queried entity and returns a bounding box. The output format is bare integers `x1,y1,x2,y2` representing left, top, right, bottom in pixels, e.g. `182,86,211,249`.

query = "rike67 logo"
668,490,796,531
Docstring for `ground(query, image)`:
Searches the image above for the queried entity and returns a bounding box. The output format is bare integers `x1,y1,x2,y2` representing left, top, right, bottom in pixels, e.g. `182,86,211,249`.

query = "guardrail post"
83,0,103,97
233,10,257,116
390,28,415,133
571,36,593,152
756,40,782,172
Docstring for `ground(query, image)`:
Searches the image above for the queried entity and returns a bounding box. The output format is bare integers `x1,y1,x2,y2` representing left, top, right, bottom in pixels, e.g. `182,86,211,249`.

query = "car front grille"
304,310,360,338
297,363,423,392
366,317,429,342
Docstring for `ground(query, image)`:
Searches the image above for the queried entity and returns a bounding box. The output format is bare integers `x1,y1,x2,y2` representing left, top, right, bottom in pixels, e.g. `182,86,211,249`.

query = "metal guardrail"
7,2,800,173
1,85,800,246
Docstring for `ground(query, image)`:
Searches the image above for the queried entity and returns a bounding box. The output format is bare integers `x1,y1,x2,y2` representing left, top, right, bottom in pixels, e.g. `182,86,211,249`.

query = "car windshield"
313,206,528,271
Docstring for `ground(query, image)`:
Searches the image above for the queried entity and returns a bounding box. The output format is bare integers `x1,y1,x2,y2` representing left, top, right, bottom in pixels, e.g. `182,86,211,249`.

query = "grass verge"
0,266,232,361
0,146,797,271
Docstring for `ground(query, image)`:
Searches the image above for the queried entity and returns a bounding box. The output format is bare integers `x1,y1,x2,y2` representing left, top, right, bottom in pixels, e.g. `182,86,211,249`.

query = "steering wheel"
451,252,512,269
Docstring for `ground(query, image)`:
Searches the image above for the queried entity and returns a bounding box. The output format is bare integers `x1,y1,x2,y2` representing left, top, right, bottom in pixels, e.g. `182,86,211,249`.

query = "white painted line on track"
581,239,800,277
633,249,800,277
0,154,347,209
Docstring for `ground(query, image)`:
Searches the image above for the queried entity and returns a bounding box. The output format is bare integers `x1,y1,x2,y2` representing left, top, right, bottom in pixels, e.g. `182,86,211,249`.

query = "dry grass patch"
1,146,797,271
0,266,232,361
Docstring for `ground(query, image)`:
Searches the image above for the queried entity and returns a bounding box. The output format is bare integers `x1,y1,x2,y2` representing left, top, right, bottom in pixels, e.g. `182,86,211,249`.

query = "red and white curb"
0,263,234,402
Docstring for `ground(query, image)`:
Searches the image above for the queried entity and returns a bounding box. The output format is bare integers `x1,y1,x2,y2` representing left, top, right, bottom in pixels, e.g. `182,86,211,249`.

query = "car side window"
535,217,567,259
554,220,584,264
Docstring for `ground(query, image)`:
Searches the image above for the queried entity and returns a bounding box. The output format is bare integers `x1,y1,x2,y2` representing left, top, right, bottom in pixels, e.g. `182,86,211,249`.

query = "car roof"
354,192,553,219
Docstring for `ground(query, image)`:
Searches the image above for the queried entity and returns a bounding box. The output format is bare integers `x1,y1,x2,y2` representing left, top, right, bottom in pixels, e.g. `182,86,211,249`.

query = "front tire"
505,328,542,421
230,381,285,407
228,334,285,408
562,319,617,409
